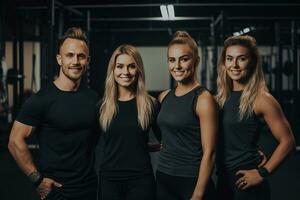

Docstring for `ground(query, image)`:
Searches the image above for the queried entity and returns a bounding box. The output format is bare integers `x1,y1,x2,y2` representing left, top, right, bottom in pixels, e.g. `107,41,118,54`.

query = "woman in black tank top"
215,35,295,200
156,31,218,200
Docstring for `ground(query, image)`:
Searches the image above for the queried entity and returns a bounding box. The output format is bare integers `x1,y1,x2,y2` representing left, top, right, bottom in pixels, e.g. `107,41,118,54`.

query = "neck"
176,78,200,92
232,81,246,91
54,76,81,91
118,86,135,101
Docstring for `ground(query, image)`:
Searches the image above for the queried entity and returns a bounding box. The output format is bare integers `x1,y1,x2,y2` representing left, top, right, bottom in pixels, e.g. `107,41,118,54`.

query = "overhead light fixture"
233,27,255,36
160,5,168,20
167,5,175,20
160,4,175,20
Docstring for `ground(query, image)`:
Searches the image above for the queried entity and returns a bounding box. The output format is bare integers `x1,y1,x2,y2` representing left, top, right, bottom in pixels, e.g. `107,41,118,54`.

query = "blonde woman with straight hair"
98,44,157,200
216,35,295,200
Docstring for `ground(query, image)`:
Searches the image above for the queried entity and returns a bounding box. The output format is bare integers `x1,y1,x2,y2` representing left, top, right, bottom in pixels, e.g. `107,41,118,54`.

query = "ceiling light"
160,5,168,20
167,5,175,20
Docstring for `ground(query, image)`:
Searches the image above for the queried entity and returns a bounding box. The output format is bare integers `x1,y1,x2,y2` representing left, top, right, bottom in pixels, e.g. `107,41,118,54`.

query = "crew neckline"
52,81,82,93
118,97,136,103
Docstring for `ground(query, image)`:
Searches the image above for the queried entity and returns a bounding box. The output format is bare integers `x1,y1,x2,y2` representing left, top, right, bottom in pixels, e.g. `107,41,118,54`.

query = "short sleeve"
151,98,162,142
16,94,46,127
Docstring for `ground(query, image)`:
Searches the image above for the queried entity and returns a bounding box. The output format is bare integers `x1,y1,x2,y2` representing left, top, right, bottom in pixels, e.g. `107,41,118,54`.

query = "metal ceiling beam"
67,3,300,9
74,17,213,22
91,27,210,32
228,16,300,20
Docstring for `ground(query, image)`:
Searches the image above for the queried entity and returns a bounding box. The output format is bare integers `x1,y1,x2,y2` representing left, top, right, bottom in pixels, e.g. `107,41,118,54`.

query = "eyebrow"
226,54,248,57
116,62,135,65
168,54,191,58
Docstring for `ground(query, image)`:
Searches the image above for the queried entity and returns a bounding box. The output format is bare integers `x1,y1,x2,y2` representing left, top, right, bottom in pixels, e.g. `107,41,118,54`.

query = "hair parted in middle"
215,35,268,120
99,44,154,132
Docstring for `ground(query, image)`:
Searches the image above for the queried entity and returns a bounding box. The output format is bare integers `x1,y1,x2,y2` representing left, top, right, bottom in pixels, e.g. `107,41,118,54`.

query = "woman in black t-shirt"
215,35,295,200
98,44,156,200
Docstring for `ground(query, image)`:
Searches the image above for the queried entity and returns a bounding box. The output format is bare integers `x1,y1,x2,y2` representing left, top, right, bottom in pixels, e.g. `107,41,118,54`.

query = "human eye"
66,53,74,58
168,57,175,63
128,64,137,69
226,56,232,62
181,56,190,62
116,64,123,69
78,54,86,60
239,56,248,62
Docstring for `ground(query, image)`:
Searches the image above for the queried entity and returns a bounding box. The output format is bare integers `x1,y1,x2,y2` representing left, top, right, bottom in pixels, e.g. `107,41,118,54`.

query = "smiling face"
114,54,138,89
56,38,90,82
168,44,197,83
225,45,251,88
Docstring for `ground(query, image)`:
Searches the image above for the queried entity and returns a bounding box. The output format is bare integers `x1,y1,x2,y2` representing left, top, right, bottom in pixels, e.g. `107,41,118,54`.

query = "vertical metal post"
0,0,5,59
275,23,282,102
48,0,55,83
12,25,18,120
18,14,24,108
210,17,217,92
291,21,298,130
85,10,91,87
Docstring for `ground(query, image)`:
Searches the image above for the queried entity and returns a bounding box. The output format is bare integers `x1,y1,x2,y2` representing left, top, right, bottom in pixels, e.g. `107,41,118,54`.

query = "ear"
87,56,91,65
56,54,62,66
195,56,200,66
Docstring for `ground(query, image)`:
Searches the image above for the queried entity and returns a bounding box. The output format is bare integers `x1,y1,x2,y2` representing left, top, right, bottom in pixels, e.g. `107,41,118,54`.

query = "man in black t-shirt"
8,27,98,200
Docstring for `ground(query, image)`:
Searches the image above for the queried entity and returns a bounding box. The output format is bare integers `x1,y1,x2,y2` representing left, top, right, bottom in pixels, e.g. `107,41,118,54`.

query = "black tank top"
217,91,263,171
157,86,206,177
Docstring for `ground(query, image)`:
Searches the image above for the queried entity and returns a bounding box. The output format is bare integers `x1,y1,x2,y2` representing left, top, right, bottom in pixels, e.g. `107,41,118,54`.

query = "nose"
123,66,130,74
175,60,182,69
72,56,80,65
233,58,239,68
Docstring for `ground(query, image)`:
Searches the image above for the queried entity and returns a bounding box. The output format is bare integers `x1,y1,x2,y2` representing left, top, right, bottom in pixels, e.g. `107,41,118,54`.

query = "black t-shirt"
100,98,156,180
16,82,99,197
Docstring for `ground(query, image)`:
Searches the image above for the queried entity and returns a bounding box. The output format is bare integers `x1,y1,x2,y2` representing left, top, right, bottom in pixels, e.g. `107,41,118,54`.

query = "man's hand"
37,178,62,200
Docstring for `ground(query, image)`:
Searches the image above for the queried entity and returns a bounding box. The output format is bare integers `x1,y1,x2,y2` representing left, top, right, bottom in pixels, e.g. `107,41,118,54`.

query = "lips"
230,70,241,75
173,70,185,76
68,67,82,71
119,76,132,81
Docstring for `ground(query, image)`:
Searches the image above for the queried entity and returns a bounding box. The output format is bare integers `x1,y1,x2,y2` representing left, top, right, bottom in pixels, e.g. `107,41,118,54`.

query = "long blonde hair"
215,35,268,120
99,44,154,131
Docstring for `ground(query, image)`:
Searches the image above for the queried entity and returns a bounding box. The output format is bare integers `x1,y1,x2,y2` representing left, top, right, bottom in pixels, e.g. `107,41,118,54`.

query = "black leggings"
216,165,270,200
156,170,216,200
99,174,156,200
45,187,96,200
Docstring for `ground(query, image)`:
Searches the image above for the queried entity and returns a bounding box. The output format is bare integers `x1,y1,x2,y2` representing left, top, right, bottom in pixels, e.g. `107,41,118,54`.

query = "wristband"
28,171,44,187
257,167,270,178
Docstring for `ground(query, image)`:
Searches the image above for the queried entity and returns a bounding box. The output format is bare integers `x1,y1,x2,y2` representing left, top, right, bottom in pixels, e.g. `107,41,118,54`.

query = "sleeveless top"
217,91,263,171
157,86,207,177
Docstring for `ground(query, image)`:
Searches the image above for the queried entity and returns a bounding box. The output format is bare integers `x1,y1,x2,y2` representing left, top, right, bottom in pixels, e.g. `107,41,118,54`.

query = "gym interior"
0,1,299,200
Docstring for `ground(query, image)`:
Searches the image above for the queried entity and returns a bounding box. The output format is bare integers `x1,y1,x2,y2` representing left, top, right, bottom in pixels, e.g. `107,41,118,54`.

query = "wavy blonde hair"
99,44,154,131
215,35,268,120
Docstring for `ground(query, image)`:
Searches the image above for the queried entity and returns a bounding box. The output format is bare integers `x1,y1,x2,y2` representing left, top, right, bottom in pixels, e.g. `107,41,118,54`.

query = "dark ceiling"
2,0,300,46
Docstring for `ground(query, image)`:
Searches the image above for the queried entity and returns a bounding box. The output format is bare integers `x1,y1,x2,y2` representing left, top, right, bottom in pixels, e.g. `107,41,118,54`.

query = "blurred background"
0,0,299,199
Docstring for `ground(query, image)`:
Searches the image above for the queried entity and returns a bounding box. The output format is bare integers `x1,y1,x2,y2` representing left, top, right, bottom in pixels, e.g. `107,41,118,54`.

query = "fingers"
38,186,51,200
37,178,62,200
53,181,62,188
235,177,249,190
235,177,244,186
235,170,245,176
